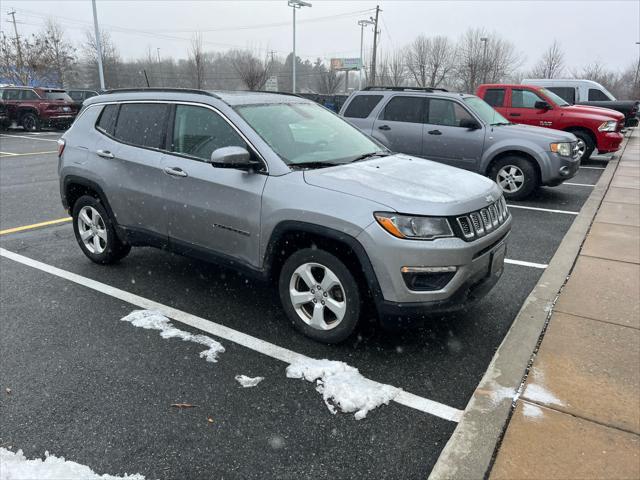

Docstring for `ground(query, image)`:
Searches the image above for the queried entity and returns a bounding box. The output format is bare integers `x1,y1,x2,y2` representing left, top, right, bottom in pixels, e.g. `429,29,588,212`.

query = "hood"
495,123,577,142
561,104,624,120
303,154,502,217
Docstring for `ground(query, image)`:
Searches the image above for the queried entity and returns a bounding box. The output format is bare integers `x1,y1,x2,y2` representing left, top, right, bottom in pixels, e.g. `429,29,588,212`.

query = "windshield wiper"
490,122,514,126
290,161,340,170
350,151,390,163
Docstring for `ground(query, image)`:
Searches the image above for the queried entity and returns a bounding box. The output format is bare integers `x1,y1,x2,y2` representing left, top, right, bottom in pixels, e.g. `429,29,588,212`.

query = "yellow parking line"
0,217,71,235
0,151,57,157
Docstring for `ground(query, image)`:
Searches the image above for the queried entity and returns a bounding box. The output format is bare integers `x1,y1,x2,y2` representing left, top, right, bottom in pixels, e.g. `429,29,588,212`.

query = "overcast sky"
2,0,639,71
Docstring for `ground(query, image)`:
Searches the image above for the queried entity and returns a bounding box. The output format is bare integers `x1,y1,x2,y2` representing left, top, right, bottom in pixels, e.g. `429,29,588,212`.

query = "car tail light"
57,138,66,157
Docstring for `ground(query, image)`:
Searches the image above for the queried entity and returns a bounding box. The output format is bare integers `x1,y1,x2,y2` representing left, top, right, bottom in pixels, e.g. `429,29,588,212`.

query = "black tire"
489,155,539,200
571,130,596,161
278,248,361,344
72,195,130,264
20,112,41,132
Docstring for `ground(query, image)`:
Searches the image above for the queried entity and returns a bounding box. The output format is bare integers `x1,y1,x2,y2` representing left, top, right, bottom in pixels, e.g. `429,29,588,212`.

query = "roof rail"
362,86,448,93
253,90,303,98
102,87,221,99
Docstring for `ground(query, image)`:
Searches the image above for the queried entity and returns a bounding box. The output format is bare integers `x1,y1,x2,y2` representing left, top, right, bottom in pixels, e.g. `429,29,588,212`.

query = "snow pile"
235,375,264,388
522,402,544,419
0,448,145,480
121,310,225,363
286,358,400,420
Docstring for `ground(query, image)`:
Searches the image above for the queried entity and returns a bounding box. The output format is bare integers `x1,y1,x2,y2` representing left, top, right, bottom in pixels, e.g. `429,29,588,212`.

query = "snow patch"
0,448,145,480
121,310,225,363
525,383,563,406
235,375,264,388
286,358,400,420
522,402,544,419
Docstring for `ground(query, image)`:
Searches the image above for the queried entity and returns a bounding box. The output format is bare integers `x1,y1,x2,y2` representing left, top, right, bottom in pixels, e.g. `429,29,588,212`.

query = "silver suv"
58,88,511,343
340,87,581,200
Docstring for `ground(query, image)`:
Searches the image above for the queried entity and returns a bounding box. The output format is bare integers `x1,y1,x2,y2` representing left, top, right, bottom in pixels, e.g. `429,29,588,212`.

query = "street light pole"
635,41,640,93
358,19,374,90
480,36,488,85
288,0,311,94
91,0,106,90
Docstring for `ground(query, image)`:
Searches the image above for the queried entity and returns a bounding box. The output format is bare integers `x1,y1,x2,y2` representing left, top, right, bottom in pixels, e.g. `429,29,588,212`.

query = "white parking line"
0,151,17,156
506,204,579,215
0,134,58,142
564,182,595,187
504,258,548,269
0,247,464,423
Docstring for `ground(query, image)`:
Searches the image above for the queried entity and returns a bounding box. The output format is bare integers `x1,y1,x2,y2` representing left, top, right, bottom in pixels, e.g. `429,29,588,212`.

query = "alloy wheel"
497,165,525,193
77,206,107,254
288,262,347,331
575,138,586,160
22,115,36,131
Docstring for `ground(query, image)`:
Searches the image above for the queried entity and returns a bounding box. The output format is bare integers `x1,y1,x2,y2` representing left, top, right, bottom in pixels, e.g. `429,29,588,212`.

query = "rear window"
343,94,383,118
96,104,119,136
588,88,609,101
45,91,73,102
483,89,505,107
381,96,424,123
113,103,169,150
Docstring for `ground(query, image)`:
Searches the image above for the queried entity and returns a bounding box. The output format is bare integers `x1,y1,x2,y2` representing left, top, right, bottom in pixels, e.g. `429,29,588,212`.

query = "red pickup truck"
477,84,624,160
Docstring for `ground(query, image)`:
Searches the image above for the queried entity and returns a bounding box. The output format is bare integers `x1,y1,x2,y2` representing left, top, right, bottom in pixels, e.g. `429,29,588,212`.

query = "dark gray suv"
58,88,511,343
340,87,581,200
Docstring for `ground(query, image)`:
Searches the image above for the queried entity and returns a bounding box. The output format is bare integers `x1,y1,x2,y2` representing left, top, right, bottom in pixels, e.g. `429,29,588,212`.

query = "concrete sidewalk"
490,130,640,479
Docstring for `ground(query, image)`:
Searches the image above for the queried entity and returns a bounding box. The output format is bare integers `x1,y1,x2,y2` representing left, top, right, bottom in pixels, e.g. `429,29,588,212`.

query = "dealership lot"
0,130,610,478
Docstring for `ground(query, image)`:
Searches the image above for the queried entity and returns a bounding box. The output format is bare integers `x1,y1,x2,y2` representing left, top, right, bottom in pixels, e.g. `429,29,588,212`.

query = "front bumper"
357,216,511,318
596,132,624,153
543,152,581,187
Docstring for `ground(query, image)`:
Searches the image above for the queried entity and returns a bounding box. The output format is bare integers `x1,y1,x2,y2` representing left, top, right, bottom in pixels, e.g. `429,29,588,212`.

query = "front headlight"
550,142,573,157
598,120,617,132
374,212,453,240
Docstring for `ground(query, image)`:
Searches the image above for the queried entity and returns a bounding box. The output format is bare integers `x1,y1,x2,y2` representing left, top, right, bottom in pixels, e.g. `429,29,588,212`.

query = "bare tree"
230,49,271,91
190,32,205,89
530,40,564,79
404,35,454,87
37,19,77,87
0,30,46,85
83,29,121,88
387,49,406,86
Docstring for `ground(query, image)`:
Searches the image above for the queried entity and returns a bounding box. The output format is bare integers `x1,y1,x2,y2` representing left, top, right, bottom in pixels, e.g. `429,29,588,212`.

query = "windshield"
45,91,73,102
235,102,385,166
540,88,569,106
463,96,509,125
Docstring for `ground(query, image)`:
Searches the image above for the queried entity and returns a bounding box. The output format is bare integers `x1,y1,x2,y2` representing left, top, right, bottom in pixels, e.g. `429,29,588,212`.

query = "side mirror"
534,101,551,110
208,146,252,168
459,118,482,130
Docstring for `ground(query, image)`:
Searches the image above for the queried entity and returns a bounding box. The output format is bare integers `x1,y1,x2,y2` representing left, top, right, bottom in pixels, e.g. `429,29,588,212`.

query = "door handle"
96,149,114,159
509,113,521,117
428,130,442,135
378,125,391,131
163,167,188,178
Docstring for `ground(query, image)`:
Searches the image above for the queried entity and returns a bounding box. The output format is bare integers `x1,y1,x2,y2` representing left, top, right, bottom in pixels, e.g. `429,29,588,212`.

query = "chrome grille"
455,197,509,241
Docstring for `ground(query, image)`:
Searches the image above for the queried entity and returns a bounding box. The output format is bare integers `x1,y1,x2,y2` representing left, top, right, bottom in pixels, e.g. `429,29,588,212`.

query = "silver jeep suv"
58,88,511,343
340,87,581,200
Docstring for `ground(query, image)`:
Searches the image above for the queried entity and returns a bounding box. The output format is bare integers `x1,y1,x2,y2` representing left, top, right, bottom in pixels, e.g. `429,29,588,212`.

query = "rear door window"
588,88,609,101
381,96,424,123
343,95,383,118
2,90,20,100
96,104,119,136
511,89,545,108
483,89,505,107
113,103,169,150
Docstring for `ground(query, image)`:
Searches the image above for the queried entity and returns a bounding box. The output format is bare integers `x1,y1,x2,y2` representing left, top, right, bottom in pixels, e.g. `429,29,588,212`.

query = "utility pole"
91,0,106,90
288,0,312,94
7,10,24,84
358,19,374,90
481,36,488,85
157,48,161,63
369,5,380,87
635,42,640,94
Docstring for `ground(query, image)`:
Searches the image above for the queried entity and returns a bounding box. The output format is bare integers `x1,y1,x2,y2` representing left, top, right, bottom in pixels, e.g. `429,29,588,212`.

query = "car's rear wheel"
20,112,41,132
279,248,361,343
490,156,539,200
572,131,596,161
72,195,130,264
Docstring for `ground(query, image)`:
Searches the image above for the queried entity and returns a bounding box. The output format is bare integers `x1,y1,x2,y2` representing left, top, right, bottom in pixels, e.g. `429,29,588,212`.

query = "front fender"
480,140,552,182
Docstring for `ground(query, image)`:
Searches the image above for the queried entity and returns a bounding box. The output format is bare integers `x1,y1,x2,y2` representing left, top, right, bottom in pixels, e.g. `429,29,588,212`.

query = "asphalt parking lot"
0,129,609,479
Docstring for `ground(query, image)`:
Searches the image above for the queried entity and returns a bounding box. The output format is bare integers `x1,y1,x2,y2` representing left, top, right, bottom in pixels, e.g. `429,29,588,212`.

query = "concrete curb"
427,136,632,480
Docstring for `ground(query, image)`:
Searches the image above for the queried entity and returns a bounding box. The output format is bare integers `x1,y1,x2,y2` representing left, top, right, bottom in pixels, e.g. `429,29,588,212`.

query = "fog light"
559,166,571,176
401,266,457,291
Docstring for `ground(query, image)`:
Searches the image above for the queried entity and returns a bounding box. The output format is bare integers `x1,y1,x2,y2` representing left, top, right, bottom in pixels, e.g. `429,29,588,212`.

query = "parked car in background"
0,100,9,129
58,88,511,343
0,86,78,131
340,87,580,199
522,79,639,128
298,93,349,112
67,88,100,111
477,83,625,161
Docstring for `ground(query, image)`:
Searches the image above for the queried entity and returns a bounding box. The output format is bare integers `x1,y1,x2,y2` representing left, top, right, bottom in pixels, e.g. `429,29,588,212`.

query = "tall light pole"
358,19,374,89
635,41,640,93
91,0,106,90
480,36,488,85
288,0,311,93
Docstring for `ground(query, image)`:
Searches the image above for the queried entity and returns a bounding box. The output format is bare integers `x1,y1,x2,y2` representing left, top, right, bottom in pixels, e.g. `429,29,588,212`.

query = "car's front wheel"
72,195,131,264
279,248,361,343
490,156,539,200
